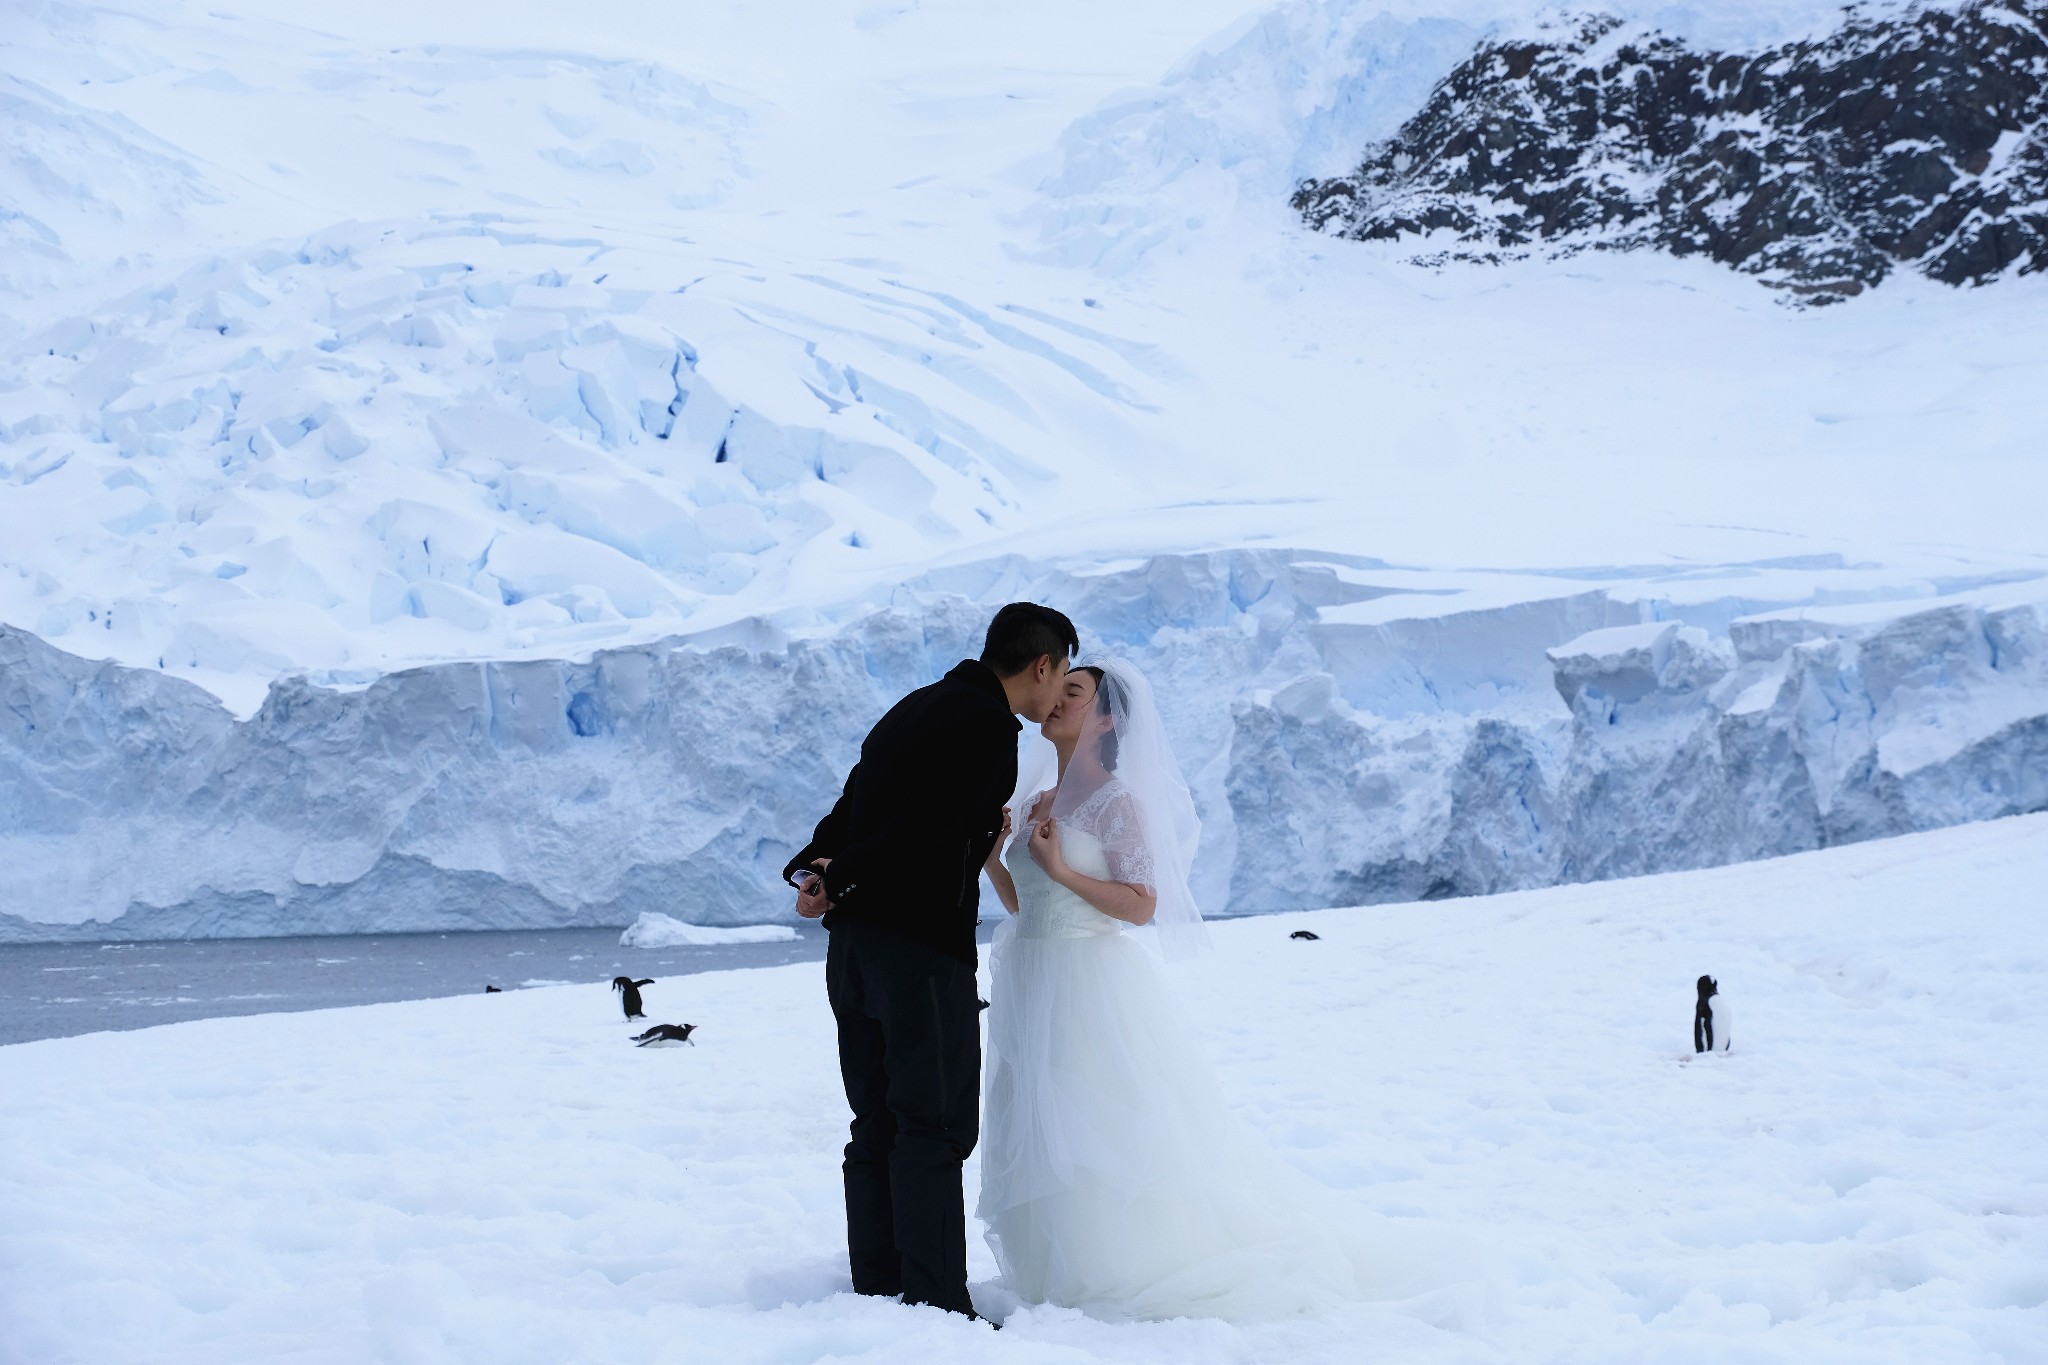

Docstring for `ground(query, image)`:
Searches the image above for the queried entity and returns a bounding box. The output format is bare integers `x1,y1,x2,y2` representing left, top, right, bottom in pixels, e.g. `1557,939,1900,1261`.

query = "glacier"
4,0,2047,943
4,551,2042,941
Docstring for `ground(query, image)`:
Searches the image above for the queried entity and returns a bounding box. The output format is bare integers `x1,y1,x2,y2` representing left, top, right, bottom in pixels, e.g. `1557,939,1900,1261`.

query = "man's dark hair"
980,602,1079,677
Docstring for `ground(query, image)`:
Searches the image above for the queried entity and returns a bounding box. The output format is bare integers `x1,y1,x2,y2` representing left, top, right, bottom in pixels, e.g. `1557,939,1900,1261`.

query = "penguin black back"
632,1023,697,1047
612,976,655,1020
1693,975,1724,1053
1290,930,1321,941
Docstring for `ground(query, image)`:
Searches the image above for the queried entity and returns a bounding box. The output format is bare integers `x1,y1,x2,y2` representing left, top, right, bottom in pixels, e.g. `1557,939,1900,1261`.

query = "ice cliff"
4,551,2043,941
1230,588,2048,910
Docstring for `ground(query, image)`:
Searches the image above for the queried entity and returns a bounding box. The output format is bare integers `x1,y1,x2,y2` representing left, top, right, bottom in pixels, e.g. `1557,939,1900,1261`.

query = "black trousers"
824,919,981,1315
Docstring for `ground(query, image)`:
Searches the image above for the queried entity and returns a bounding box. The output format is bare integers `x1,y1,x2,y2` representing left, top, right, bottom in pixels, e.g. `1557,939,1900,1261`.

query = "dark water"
0,925,841,1046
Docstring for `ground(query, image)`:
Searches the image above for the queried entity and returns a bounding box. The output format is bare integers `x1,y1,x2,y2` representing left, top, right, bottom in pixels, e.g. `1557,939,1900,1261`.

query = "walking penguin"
612,976,655,1020
1693,975,1730,1054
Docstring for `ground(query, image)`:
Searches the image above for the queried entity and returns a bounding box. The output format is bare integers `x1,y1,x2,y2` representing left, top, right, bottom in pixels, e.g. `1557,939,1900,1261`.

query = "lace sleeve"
1091,786,1156,891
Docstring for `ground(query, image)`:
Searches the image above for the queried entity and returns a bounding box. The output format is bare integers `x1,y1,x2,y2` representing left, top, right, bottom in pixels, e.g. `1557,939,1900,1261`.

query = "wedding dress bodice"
1003,781,1154,941
1006,825,1120,939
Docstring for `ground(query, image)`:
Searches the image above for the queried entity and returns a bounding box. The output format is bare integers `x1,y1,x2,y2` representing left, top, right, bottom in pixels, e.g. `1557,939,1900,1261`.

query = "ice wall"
1229,590,2048,910
3,551,2044,941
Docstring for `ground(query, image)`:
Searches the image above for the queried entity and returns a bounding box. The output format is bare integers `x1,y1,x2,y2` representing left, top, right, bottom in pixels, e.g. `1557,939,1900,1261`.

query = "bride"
976,658,1407,1322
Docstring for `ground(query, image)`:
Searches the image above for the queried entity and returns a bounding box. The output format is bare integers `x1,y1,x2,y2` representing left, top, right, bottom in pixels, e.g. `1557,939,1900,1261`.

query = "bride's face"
1039,671,1096,748
1041,671,1113,759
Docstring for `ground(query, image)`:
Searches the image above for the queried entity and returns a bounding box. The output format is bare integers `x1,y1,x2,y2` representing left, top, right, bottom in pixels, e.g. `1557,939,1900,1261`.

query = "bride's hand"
1027,814,1067,879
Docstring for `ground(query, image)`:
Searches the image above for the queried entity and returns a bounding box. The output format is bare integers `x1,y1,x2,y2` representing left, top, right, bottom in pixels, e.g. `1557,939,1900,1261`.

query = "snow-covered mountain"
3,0,2045,939
1294,0,2048,302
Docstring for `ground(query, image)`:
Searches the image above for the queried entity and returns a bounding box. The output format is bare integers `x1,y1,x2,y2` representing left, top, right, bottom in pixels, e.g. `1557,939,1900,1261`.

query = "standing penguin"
1693,975,1730,1053
612,976,655,1020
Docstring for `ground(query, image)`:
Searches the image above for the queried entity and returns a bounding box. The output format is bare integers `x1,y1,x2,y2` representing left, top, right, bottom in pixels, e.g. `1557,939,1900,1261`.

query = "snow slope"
6,0,2045,703
3,813,2044,1362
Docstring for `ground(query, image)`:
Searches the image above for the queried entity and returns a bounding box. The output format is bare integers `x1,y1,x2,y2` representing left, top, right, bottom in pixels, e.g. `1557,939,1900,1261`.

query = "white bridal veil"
983,656,1478,1321
1036,655,1209,960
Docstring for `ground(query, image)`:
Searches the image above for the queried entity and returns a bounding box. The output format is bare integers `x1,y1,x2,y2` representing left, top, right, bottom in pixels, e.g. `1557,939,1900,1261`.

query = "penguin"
1693,975,1730,1053
1290,930,1321,941
633,1023,697,1047
612,976,655,1020
484,984,502,993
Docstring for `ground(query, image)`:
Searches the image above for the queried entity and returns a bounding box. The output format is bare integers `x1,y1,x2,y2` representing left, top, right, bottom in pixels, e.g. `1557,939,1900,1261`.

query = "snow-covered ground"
4,812,2044,1363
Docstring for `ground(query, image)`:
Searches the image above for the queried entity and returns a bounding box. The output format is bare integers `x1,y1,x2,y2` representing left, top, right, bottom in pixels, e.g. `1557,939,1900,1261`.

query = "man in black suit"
785,602,1077,1318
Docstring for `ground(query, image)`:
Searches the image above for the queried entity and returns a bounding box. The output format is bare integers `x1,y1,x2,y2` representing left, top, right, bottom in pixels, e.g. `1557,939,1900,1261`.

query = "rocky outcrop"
1293,1,2048,303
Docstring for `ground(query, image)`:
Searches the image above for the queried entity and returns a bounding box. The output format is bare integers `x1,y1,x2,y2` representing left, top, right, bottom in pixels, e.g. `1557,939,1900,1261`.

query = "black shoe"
905,1296,989,1324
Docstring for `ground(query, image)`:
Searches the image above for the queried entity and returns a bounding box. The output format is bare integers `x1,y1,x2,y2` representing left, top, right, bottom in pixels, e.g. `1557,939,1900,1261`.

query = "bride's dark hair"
1076,665,1126,772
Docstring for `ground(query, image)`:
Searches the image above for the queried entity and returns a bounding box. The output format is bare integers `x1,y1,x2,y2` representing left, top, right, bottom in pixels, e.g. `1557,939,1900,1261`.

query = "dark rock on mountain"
1293,1,2048,303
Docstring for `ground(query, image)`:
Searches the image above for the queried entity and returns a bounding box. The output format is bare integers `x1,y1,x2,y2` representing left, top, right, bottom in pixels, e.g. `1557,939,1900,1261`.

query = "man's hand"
794,857,833,919
983,806,1013,874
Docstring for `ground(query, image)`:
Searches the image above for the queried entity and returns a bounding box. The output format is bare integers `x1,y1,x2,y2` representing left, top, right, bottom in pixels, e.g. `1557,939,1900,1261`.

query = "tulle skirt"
977,921,1420,1322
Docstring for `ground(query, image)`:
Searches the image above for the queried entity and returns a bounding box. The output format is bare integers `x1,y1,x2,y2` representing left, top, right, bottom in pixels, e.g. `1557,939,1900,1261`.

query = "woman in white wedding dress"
976,659,1412,1322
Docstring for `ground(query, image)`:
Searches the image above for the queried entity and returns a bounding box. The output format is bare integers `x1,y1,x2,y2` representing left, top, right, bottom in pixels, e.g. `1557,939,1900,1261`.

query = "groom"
785,602,1077,1317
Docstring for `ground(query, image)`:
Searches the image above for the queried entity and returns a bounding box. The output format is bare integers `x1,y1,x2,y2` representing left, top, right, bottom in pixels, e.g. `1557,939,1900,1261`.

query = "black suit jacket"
785,660,1021,964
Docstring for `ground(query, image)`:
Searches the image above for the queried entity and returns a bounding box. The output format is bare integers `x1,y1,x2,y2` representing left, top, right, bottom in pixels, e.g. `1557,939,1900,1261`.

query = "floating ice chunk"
619,912,798,947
